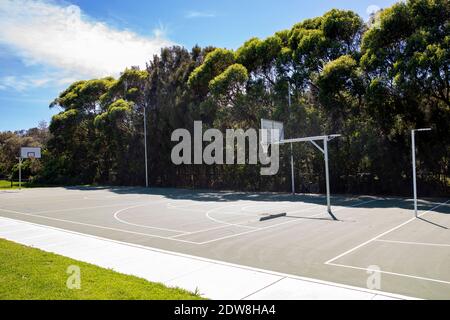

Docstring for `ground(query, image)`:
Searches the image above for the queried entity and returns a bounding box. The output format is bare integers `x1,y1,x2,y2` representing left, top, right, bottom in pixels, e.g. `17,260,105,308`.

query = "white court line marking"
166,200,293,216
113,204,190,234
20,197,170,215
198,199,380,245
374,239,450,247
0,198,380,246
169,223,241,239
32,202,154,214
167,201,217,209
205,196,371,224
199,211,329,244
170,199,349,239
327,262,450,285
0,203,268,245
205,204,261,230
0,192,104,202
240,202,316,213
238,197,366,214
0,207,199,245
165,203,221,214
325,199,450,265
202,198,350,228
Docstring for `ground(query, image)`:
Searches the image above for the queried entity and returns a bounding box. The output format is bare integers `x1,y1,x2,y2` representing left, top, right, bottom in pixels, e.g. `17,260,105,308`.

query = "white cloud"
0,75,54,91
366,5,381,16
185,10,216,19
0,0,175,81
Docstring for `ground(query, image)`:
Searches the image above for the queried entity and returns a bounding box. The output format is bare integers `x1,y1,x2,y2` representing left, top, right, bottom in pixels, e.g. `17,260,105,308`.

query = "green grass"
0,180,63,189
0,238,203,300
0,179,27,189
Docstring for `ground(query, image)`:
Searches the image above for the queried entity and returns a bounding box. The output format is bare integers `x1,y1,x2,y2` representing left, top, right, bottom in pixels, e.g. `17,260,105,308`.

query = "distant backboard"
20,147,41,159
260,119,284,152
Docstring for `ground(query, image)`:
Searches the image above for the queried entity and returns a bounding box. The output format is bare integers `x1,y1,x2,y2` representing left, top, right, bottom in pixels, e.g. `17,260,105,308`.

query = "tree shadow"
62,185,450,214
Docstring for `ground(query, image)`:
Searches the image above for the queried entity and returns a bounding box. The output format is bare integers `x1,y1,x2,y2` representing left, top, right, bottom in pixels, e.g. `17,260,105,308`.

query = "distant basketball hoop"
17,147,42,189
20,147,41,159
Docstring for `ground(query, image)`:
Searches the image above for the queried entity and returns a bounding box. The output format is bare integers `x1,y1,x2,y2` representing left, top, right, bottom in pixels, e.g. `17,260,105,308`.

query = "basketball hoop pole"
274,134,340,220
18,157,22,190
323,138,333,217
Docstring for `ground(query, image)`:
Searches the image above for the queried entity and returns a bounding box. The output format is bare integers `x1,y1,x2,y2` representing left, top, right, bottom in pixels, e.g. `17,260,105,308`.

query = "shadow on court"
63,185,450,214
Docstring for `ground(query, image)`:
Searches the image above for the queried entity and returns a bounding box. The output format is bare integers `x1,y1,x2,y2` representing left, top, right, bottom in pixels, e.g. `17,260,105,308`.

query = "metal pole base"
328,209,338,221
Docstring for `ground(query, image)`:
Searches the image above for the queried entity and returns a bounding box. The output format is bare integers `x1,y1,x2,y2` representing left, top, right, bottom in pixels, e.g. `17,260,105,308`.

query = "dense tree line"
0,121,49,181
35,0,448,196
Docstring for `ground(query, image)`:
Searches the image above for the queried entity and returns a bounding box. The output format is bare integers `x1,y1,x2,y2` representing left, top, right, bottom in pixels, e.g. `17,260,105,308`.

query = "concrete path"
0,216,415,300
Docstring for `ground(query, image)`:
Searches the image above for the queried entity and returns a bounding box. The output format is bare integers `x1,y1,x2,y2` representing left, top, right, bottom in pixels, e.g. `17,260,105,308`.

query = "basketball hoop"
260,119,284,155
18,147,41,190
260,119,341,220
21,147,41,159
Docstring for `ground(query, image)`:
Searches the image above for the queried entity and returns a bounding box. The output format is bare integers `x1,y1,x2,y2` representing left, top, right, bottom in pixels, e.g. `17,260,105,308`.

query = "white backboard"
260,119,284,149
21,147,41,159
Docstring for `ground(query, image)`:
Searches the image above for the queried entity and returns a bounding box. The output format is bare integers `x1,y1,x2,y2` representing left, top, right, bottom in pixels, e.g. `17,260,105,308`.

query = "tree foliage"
29,1,448,195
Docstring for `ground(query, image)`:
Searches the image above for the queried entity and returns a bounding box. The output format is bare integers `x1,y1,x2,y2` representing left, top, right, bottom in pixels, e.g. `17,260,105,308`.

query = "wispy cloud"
0,0,175,87
366,5,381,16
0,95,51,104
185,10,216,19
0,74,75,92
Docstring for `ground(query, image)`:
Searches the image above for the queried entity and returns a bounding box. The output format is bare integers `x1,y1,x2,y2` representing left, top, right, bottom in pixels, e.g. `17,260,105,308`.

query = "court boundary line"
327,262,450,285
374,239,450,247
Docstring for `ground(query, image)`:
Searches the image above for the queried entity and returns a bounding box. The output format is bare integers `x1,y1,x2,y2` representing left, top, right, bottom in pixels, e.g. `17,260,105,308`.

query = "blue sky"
0,0,399,131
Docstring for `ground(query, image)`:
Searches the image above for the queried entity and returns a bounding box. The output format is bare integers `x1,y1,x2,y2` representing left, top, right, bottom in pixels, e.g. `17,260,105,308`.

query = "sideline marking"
375,239,450,247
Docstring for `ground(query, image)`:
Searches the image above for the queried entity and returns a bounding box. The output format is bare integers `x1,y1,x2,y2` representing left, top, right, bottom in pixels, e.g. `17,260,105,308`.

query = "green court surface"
0,187,448,299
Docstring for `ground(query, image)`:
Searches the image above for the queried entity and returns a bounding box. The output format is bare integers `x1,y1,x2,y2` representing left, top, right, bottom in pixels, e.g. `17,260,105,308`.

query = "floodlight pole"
323,138,331,214
288,82,295,194
143,103,149,188
411,128,431,218
290,143,295,194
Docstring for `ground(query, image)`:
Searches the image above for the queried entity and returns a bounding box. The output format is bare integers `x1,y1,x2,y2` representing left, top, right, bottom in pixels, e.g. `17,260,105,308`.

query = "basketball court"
0,186,448,299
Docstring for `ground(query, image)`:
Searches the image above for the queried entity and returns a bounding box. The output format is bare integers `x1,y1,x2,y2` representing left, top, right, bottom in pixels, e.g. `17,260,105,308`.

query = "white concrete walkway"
0,216,415,300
